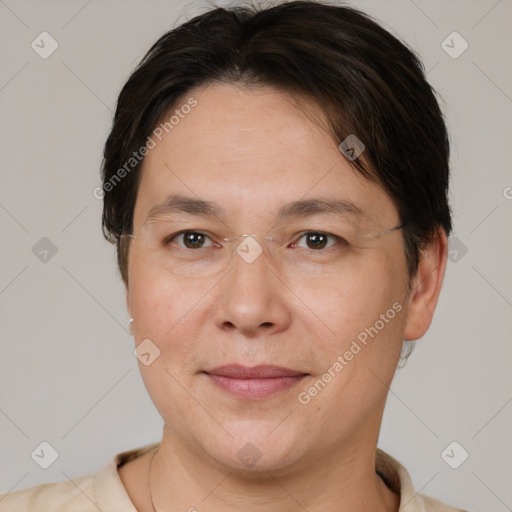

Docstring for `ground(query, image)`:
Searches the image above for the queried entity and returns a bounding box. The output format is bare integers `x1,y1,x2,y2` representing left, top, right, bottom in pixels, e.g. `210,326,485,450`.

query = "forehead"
133,83,398,229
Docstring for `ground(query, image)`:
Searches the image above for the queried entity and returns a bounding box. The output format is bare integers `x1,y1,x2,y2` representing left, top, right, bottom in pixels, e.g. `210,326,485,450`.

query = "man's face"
126,83,411,471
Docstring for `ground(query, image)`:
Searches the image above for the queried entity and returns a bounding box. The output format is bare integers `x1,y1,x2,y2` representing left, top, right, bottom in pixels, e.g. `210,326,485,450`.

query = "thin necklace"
148,446,160,512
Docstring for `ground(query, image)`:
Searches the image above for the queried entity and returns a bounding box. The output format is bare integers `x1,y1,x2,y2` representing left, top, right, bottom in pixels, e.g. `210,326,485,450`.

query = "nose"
213,244,292,337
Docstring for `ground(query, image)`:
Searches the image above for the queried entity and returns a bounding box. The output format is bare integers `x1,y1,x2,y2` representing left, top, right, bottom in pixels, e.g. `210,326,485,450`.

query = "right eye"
165,231,215,249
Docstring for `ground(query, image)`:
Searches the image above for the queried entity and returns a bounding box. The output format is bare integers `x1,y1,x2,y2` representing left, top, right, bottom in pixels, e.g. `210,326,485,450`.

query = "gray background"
0,0,511,510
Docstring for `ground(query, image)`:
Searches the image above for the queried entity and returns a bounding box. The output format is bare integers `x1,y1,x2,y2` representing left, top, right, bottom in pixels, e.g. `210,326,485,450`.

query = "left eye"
292,232,341,250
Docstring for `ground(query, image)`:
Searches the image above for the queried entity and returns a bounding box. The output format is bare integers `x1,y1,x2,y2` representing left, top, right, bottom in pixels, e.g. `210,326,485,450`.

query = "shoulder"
413,492,469,511
376,448,469,512
0,474,96,512
0,442,160,512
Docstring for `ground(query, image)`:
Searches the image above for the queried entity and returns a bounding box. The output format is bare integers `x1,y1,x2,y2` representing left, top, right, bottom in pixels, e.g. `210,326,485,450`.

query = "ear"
403,228,448,341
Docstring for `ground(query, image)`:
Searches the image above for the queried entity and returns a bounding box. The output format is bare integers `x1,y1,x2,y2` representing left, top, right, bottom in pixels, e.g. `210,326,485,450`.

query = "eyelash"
163,230,348,251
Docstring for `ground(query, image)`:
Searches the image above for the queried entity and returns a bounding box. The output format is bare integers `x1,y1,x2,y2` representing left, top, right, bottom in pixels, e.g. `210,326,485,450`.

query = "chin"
194,418,308,474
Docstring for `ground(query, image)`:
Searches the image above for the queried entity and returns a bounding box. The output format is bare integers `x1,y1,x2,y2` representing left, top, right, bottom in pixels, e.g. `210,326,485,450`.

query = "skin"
118,83,448,512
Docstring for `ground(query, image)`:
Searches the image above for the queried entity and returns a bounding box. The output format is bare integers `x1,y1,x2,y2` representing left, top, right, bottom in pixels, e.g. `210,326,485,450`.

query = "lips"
203,365,308,400
206,365,306,379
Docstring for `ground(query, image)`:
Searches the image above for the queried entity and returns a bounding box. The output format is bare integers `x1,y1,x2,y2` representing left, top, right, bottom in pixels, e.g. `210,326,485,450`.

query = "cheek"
302,289,405,435
297,256,405,347
128,267,208,422
128,267,215,397
129,258,207,338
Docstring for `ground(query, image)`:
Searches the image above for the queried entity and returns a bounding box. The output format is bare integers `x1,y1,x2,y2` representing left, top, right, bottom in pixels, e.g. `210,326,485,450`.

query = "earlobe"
403,228,448,341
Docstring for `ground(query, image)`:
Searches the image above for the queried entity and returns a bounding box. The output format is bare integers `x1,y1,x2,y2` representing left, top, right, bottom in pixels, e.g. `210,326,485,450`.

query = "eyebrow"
145,193,368,223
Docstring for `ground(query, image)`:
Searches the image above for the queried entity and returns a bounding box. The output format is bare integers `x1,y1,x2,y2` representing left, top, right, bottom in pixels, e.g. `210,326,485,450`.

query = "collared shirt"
0,443,467,511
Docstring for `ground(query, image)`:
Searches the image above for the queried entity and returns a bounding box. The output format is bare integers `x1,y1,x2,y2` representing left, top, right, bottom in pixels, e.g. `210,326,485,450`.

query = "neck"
148,427,399,512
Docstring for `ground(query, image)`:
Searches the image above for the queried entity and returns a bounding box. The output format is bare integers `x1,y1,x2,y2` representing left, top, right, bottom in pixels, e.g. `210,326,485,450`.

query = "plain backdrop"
0,1,511,510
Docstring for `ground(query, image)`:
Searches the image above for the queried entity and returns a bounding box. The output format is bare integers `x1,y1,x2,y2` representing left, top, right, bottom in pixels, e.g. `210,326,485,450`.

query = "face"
126,83,414,473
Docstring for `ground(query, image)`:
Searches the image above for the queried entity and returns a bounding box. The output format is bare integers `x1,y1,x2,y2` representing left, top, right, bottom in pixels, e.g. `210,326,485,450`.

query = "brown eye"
293,231,339,251
305,232,328,249
168,231,213,249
